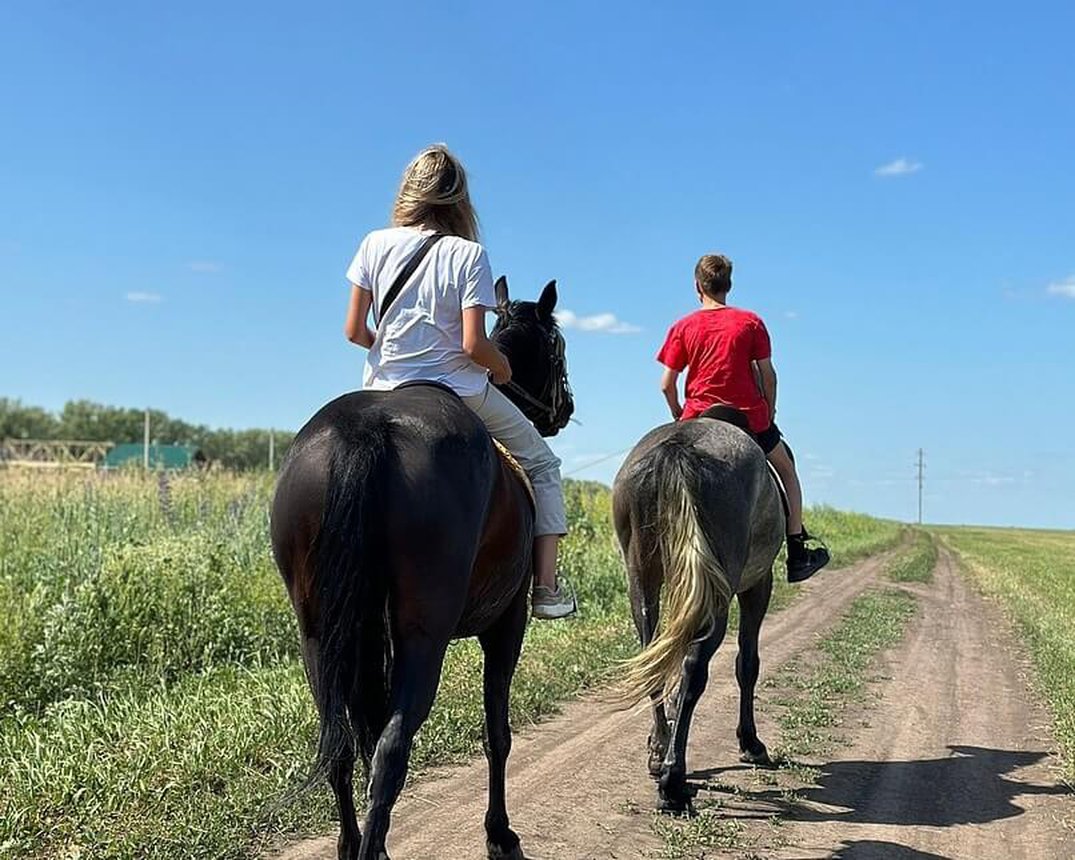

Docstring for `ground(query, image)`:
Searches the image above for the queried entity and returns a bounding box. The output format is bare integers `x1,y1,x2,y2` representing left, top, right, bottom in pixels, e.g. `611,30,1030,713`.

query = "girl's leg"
462,385,574,616
533,534,559,591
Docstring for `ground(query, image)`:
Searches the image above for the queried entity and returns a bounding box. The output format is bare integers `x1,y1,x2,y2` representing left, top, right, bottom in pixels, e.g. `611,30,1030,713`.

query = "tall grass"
937,527,1075,783
0,471,900,859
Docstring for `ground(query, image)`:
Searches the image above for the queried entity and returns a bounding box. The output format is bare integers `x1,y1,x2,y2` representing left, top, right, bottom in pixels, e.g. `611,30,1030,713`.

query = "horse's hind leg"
359,636,448,860
299,631,362,858
354,617,389,774
658,612,729,812
330,753,361,860
630,579,670,776
736,572,774,765
478,591,528,860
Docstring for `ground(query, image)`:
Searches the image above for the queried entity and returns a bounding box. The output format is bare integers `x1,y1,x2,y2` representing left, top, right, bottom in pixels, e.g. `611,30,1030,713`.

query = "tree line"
0,398,293,471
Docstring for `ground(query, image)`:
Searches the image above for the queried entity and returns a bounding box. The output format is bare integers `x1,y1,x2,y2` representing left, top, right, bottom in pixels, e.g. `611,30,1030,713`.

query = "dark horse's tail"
308,427,391,784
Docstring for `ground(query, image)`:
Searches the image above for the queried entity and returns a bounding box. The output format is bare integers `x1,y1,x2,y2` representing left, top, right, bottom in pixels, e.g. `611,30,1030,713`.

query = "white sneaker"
532,576,577,620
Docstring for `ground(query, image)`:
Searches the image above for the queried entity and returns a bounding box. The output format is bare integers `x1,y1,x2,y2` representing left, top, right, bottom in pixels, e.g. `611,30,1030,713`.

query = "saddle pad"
492,439,535,507
766,461,791,522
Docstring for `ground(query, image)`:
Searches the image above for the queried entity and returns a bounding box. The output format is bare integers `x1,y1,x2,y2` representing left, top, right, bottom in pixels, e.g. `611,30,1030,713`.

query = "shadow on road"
688,745,1071,828
829,840,952,859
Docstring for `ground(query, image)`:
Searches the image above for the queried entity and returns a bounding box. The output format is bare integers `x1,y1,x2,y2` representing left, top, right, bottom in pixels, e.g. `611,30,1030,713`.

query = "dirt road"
276,548,1072,860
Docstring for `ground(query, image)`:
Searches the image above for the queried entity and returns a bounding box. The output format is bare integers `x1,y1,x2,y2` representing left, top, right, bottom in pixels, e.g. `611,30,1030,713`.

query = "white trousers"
461,383,567,536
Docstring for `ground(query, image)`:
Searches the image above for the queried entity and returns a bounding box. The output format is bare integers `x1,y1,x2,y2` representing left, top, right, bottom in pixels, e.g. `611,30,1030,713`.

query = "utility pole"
916,448,925,525
144,408,150,470
268,429,275,471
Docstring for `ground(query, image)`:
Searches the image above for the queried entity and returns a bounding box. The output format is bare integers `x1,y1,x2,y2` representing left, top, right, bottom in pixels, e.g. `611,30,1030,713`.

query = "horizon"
2,2,1073,530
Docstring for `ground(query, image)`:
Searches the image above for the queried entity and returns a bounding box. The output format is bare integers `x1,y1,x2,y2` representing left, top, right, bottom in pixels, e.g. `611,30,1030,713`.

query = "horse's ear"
494,276,509,310
537,280,558,320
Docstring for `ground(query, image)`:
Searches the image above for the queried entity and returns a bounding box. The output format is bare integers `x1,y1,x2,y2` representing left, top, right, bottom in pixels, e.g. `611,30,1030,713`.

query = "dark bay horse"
271,278,572,860
612,416,784,811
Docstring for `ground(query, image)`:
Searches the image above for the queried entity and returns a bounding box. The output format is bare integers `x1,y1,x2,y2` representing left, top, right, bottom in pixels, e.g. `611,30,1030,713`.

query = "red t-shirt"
657,307,773,431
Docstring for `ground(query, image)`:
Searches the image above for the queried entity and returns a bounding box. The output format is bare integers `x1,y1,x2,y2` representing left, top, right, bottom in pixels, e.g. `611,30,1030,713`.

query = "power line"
562,446,634,478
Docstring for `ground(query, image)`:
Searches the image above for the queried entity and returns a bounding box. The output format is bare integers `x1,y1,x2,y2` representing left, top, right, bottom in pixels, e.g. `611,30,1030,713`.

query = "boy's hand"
660,366,683,421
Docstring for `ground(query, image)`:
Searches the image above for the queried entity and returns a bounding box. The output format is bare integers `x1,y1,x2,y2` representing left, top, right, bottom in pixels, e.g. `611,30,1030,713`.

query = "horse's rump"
613,420,784,701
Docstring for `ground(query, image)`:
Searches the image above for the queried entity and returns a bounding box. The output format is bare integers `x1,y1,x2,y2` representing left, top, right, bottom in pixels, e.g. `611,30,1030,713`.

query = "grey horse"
612,415,784,812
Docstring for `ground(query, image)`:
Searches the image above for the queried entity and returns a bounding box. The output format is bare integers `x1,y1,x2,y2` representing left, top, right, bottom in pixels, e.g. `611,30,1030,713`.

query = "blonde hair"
391,144,479,241
695,254,733,298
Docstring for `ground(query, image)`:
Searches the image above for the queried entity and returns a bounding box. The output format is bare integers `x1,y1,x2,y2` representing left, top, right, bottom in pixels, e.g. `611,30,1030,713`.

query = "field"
937,526,1075,783
0,470,901,859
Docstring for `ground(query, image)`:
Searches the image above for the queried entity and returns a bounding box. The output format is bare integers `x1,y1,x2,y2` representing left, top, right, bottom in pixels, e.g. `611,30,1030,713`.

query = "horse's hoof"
487,840,524,860
657,773,697,815
487,828,523,860
739,742,772,767
657,793,695,816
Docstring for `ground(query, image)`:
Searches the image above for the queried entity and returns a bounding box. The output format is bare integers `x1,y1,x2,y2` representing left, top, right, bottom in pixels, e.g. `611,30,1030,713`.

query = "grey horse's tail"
620,444,733,704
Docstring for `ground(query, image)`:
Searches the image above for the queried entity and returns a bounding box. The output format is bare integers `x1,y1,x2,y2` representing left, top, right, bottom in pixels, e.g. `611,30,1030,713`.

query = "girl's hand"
490,352,512,386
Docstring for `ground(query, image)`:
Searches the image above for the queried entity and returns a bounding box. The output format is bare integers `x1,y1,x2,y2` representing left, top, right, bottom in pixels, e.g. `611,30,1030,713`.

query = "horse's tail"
308,429,390,785
620,444,732,704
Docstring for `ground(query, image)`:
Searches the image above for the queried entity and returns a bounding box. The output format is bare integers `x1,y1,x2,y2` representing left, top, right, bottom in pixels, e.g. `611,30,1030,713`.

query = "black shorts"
756,422,783,455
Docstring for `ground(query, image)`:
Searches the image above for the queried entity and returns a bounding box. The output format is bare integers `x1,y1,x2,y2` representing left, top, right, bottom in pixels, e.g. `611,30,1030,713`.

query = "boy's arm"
660,367,683,420
756,358,778,421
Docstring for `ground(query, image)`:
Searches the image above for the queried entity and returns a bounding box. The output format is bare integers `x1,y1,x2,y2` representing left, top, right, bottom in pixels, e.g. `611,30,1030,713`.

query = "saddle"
697,404,790,521
393,381,535,507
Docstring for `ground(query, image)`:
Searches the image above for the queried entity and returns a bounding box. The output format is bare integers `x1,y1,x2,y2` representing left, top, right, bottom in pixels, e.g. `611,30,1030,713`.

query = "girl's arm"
344,286,375,349
660,367,683,420
462,307,512,384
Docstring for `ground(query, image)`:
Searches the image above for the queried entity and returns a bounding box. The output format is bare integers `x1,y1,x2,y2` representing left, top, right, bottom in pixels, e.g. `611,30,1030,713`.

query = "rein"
494,319,574,432
503,379,560,425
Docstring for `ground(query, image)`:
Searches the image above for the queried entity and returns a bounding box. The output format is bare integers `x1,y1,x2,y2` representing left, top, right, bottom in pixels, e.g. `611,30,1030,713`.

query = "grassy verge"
0,471,901,859
936,527,1075,783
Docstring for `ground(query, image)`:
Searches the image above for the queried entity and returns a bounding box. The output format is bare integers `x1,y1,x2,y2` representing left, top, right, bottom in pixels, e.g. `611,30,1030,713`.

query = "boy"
656,254,830,583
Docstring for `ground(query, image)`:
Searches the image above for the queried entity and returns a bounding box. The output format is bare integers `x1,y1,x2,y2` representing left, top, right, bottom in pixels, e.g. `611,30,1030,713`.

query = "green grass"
887,528,937,583
650,804,746,858
771,588,918,758
0,471,902,859
936,526,1075,783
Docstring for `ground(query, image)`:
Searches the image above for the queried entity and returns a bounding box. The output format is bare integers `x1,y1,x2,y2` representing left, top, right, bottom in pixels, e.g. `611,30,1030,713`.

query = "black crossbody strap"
376,233,445,325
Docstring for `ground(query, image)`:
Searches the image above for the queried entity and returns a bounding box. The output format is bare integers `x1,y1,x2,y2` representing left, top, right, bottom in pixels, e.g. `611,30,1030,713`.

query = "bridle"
493,312,574,435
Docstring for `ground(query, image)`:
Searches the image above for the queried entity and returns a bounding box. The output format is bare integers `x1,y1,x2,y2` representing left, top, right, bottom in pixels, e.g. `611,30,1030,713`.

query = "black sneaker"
786,529,831,583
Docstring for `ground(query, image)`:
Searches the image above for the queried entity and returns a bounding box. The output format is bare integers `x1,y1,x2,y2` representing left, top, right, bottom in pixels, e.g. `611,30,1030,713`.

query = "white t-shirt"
346,226,497,397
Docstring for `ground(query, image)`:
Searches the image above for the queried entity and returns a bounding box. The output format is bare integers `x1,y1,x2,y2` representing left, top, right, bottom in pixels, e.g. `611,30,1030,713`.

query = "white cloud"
126,291,163,303
1046,275,1075,298
556,309,641,334
187,260,222,273
874,157,923,177
783,310,799,319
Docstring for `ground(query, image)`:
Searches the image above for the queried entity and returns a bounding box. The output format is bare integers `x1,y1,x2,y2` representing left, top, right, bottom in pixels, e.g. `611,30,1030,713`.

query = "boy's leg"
765,441,804,536
761,427,830,583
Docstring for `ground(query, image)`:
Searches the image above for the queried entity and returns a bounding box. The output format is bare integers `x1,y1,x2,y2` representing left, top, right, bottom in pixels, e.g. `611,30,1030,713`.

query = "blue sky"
2,2,1073,528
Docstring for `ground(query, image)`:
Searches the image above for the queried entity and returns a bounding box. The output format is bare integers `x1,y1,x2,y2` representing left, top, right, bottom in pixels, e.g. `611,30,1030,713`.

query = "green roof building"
102,443,206,470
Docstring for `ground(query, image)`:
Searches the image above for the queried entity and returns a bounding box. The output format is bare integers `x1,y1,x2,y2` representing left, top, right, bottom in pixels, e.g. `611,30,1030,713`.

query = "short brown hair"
695,254,732,298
